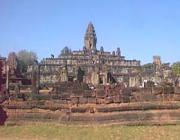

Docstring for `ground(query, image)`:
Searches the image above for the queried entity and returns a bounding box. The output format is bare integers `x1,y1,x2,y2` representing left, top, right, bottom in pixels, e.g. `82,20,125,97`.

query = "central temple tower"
84,22,97,52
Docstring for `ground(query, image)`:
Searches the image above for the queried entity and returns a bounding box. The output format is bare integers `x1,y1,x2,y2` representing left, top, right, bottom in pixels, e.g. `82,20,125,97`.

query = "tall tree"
141,63,155,74
172,62,180,76
17,50,38,73
58,46,71,57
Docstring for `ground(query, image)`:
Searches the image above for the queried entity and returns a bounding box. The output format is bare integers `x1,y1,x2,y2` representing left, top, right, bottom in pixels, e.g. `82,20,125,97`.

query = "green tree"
141,63,154,73
17,50,38,73
58,46,71,57
172,62,180,76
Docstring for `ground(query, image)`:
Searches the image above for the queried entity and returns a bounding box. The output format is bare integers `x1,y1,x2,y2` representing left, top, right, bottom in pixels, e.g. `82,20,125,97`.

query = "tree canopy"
172,62,180,76
59,46,72,57
141,63,154,73
17,50,38,73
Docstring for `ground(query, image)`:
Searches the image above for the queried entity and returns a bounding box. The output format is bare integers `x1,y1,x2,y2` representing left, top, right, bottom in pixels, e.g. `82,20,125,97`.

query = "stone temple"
29,22,141,86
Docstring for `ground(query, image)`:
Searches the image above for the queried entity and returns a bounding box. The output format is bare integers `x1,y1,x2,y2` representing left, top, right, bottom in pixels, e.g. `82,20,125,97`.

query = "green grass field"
0,123,180,140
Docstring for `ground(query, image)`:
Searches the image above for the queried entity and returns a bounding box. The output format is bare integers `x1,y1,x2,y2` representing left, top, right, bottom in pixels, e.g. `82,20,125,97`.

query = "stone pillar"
6,65,9,96
37,65,40,94
0,61,2,92
77,67,84,83
102,72,108,85
91,71,99,85
61,66,68,82
32,64,37,94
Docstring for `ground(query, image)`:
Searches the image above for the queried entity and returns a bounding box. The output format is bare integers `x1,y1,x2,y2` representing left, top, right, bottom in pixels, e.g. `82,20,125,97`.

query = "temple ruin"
0,23,180,126
27,22,140,87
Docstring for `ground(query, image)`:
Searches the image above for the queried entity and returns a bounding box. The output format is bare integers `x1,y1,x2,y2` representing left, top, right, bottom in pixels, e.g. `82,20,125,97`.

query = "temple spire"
84,22,97,52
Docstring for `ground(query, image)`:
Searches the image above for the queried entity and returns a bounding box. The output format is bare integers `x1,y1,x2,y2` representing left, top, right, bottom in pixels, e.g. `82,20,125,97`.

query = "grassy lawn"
0,123,180,140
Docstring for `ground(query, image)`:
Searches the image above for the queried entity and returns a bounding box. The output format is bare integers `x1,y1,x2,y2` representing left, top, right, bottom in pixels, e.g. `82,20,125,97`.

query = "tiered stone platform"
2,101,180,125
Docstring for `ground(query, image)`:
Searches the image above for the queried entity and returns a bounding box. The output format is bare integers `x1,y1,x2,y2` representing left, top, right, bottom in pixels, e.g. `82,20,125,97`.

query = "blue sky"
0,0,180,64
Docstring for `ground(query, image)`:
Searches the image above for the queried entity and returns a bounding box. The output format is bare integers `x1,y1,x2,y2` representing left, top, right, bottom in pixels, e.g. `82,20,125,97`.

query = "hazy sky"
0,0,180,64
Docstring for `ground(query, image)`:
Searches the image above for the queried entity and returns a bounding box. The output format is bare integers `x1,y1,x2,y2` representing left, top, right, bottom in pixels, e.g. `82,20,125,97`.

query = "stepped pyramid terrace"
1,23,180,127
27,22,141,86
